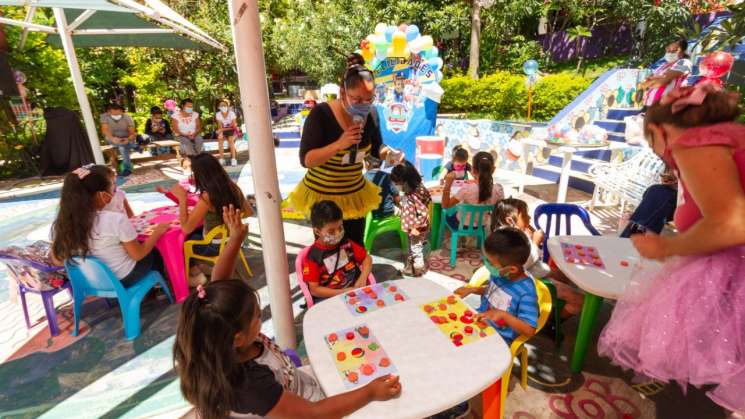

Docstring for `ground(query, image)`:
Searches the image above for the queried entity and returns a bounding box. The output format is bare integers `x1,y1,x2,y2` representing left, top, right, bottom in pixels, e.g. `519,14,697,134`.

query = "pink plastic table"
131,205,196,303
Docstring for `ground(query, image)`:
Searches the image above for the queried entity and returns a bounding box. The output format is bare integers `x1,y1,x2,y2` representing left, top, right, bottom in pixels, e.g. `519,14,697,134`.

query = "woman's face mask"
219,106,228,113
664,51,679,63
343,87,374,121
184,107,194,114
110,114,123,121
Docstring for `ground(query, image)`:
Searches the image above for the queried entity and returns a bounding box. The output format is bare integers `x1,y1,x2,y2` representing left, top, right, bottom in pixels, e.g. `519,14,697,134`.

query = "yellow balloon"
392,30,407,52
361,48,374,62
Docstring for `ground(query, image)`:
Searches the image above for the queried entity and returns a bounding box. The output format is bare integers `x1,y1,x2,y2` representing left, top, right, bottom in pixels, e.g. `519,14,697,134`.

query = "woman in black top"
288,54,402,244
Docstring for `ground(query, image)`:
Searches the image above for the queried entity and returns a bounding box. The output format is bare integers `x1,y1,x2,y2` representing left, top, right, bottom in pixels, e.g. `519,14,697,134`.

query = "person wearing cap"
100,103,136,176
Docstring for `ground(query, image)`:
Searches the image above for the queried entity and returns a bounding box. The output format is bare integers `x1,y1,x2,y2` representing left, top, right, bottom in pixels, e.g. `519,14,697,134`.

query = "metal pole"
228,0,296,349
53,8,105,165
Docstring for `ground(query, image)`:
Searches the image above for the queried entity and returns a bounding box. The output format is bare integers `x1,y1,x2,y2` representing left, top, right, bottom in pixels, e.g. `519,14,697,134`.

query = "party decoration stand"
357,23,444,162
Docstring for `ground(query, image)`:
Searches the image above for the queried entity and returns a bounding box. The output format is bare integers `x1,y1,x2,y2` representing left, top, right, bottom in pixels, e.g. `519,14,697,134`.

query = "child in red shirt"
302,201,372,302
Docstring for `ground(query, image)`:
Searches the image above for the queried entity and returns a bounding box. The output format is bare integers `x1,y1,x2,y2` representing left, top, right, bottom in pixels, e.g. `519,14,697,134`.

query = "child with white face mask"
214,99,239,166
302,200,372,303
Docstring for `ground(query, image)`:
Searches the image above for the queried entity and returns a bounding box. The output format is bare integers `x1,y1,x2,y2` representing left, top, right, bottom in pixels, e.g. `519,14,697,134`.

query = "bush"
440,71,591,122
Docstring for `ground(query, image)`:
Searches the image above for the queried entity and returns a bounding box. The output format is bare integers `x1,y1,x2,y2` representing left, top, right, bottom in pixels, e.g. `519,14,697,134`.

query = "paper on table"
325,324,397,389
560,242,605,269
421,295,494,347
342,282,409,316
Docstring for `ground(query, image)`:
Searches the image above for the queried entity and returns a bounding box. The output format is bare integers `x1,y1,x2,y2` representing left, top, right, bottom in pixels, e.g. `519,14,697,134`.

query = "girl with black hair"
441,151,505,231
51,165,168,287
169,153,253,281
391,162,432,276
288,54,403,245
172,98,204,156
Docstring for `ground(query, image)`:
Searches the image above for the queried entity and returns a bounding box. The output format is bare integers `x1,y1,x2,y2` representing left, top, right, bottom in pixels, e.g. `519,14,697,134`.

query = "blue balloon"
405,25,420,42
523,59,539,76
384,26,396,43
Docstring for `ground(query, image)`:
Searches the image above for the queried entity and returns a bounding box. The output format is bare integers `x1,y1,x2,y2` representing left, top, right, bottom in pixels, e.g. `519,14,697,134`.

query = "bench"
101,140,182,170
588,147,665,213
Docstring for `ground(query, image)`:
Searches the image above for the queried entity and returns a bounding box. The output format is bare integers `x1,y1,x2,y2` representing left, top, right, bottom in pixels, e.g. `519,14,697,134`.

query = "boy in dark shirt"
364,156,399,219
302,201,372,301
144,106,173,141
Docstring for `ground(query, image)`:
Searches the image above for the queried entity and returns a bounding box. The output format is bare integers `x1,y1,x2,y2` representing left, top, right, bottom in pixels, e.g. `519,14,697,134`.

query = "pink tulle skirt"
598,245,745,414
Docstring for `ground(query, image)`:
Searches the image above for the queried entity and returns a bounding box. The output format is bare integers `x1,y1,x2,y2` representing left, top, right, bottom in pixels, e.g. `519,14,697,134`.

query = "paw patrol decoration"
357,23,444,161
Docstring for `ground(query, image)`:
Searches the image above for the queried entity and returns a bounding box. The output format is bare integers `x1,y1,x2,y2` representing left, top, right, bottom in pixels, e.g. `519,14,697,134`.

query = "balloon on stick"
523,59,539,76
699,51,734,86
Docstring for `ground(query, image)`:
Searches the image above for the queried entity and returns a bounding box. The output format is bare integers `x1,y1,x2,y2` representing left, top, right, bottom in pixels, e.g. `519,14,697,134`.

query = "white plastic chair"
588,147,665,213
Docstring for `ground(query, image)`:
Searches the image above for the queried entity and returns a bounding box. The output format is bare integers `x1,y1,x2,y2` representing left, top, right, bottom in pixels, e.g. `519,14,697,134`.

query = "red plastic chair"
295,245,376,309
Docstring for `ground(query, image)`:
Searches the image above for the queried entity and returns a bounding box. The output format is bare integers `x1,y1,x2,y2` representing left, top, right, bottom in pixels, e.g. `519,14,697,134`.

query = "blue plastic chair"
533,203,601,263
64,256,174,340
437,204,492,267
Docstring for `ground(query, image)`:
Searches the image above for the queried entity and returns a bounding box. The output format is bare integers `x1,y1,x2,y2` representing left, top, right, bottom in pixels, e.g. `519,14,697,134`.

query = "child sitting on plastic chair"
454,227,538,344
491,198,583,318
302,201,372,303
174,205,401,419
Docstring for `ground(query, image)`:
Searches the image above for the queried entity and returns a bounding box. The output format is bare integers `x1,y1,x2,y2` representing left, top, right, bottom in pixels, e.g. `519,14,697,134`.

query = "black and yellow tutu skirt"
287,145,381,220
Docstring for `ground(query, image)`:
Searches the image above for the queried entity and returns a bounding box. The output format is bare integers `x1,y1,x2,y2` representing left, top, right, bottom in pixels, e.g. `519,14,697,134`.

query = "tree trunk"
468,0,482,80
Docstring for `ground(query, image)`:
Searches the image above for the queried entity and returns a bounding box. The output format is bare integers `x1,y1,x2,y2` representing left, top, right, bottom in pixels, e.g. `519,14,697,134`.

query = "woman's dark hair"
343,54,375,90
491,198,529,232
190,153,244,223
644,88,741,135
51,165,113,261
390,160,422,192
472,151,495,203
174,280,260,419
674,38,689,59
484,227,531,267
452,145,469,162
106,103,124,112
180,98,193,108
310,200,343,228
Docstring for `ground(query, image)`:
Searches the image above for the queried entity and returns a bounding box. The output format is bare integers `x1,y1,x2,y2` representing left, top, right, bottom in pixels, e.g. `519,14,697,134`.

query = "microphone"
349,114,365,164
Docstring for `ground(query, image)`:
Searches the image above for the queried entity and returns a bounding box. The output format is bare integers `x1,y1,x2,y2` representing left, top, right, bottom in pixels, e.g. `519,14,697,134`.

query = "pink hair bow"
196,284,206,299
659,80,721,114
72,167,91,179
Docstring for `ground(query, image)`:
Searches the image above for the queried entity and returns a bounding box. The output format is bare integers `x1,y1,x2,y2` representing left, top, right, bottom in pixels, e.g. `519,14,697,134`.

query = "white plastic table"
547,235,660,372
303,278,513,419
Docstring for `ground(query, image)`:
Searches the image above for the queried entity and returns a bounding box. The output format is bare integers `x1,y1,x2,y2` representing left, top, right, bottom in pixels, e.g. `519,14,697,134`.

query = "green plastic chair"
363,212,408,255
431,165,444,180
538,278,566,348
437,204,492,267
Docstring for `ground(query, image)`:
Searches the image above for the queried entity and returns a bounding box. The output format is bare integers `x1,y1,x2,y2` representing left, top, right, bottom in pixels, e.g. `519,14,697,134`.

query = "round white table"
303,278,513,419
547,235,660,372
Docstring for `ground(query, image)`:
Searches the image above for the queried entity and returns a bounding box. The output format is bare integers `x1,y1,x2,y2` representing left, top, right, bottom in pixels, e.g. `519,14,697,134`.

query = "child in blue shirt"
455,227,538,344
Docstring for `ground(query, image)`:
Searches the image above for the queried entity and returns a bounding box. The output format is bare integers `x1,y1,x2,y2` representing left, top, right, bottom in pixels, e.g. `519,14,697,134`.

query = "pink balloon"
699,51,734,79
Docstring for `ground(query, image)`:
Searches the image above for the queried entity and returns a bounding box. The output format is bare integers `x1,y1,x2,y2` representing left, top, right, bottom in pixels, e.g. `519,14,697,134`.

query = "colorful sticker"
325,324,397,389
421,295,495,347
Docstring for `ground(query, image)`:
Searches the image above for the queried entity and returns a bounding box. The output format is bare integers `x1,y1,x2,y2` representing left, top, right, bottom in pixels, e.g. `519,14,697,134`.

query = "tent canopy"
0,0,224,51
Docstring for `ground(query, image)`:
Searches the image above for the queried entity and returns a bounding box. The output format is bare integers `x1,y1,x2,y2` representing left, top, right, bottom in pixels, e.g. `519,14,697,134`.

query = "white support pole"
53,8,105,165
18,7,37,49
228,0,296,349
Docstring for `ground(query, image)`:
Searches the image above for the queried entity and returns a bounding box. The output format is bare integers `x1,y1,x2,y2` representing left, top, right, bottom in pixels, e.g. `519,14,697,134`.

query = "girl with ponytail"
441,151,504,230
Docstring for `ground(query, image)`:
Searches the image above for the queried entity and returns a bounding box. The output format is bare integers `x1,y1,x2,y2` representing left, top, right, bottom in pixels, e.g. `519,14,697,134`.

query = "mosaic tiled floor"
0,149,732,418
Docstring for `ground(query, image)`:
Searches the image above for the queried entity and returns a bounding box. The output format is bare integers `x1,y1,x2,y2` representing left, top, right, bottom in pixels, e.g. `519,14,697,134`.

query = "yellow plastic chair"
468,267,553,418
184,225,253,279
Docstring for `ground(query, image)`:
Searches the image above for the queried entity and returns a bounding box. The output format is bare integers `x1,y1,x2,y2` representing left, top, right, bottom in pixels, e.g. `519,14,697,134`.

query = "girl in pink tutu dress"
598,81,745,414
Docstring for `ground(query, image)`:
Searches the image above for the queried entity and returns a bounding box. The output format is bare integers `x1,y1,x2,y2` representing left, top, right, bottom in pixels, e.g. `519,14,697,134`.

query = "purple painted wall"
540,11,728,63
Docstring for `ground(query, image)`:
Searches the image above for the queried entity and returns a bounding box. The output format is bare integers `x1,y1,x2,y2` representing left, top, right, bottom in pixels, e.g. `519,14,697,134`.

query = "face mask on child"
482,254,509,279
219,106,228,113
321,229,344,246
664,52,679,63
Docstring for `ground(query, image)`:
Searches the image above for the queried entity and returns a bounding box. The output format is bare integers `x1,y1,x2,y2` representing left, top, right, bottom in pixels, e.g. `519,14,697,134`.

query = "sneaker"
231,158,238,166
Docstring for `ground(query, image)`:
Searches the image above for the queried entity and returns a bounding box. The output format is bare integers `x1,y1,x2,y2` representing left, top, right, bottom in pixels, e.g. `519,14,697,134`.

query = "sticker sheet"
560,242,605,269
342,282,408,316
325,324,397,389
421,295,494,347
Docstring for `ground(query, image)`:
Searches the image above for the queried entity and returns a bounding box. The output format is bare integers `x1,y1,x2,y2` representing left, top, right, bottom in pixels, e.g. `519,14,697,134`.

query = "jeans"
187,230,221,258
107,138,134,171
120,250,165,288
177,135,204,155
620,184,677,237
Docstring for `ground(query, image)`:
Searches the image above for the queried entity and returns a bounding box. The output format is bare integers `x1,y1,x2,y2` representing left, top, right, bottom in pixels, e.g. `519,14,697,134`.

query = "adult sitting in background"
100,103,136,177
639,39,692,108
172,98,203,156
144,106,173,142
620,166,678,237
364,156,399,219
215,99,239,167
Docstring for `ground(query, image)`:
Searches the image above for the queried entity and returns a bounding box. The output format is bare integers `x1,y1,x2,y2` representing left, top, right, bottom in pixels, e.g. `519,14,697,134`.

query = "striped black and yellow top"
288,103,382,220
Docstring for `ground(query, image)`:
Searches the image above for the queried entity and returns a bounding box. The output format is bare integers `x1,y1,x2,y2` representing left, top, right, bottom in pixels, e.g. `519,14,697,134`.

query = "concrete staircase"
531,107,643,194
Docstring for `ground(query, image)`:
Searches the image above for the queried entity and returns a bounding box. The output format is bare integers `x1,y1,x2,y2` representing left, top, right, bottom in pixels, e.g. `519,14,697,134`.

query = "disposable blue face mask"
345,101,371,121
184,107,194,114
